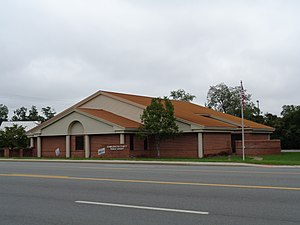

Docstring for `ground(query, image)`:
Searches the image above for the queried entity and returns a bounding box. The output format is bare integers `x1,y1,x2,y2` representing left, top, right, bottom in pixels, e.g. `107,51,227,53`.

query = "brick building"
27,91,281,158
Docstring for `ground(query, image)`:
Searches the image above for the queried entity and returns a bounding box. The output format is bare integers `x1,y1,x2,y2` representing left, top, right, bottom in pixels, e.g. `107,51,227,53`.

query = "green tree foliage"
206,83,259,121
263,105,300,149
170,89,196,102
11,107,28,121
11,106,56,122
281,105,300,117
139,97,179,157
263,113,282,140
0,104,9,125
280,105,300,149
41,106,56,122
28,106,42,121
0,125,29,149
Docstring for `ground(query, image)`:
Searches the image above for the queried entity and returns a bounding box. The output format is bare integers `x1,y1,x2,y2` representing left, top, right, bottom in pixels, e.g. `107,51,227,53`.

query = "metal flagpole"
241,81,245,161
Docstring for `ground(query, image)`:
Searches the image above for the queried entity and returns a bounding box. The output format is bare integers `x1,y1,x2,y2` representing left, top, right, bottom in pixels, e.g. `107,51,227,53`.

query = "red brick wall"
32,132,277,159
10,149,21,157
236,139,281,156
23,149,33,157
160,133,198,158
251,134,270,140
1,148,33,158
90,134,129,158
124,134,156,157
203,133,232,156
131,135,145,151
129,135,160,158
4,148,9,157
129,133,198,158
245,133,270,140
41,136,66,158
32,138,37,157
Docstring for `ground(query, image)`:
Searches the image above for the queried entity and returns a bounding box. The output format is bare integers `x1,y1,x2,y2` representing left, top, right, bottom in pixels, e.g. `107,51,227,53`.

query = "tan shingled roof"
28,90,273,134
102,91,273,130
78,108,141,129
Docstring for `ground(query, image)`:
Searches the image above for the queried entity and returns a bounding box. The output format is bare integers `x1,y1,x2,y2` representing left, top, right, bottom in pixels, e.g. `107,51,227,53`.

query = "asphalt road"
0,162,300,225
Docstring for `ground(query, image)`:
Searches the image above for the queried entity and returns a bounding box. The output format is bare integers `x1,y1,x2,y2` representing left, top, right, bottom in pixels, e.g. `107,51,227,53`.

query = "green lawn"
5,152,300,165
127,153,300,165
250,153,300,165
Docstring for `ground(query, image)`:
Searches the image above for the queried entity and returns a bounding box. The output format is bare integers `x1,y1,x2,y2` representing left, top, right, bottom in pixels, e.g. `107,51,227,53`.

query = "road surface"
0,162,299,225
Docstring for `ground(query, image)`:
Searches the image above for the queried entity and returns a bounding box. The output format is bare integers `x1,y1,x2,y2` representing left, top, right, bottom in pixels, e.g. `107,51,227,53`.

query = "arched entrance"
68,121,86,158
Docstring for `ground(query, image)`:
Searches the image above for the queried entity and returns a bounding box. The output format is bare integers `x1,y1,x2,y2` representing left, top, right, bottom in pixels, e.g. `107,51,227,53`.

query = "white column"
85,135,90,158
66,135,70,158
30,138,34,148
120,134,125,144
198,133,203,158
37,137,41,158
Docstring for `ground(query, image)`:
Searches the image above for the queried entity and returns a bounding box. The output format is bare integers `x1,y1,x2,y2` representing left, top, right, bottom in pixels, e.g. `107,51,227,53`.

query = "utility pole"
241,81,245,161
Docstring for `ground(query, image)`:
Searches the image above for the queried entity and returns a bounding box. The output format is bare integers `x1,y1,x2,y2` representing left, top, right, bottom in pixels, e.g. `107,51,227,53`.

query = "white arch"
68,120,84,135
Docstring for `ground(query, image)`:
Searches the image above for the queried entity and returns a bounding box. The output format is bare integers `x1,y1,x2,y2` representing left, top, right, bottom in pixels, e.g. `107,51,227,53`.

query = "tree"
263,113,282,140
41,106,56,122
139,97,179,157
11,107,28,121
0,104,8,125
280,105,300,149
0,125,29,149
170,89,196,102
28,106,42,121
206,83,259,120
10,105,56,122
281,105,300,117
262,105,300,149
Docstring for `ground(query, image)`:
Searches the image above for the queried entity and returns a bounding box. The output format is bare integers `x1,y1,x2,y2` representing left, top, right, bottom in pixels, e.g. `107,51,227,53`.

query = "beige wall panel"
176,120,192,132
41,112,114,136
80,95,143,122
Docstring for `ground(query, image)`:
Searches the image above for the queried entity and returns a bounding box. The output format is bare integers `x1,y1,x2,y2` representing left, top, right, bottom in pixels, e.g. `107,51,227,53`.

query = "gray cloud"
0,0,299,116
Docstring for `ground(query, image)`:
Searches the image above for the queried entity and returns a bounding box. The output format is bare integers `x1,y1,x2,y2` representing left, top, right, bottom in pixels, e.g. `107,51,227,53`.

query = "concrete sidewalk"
1,158,300,168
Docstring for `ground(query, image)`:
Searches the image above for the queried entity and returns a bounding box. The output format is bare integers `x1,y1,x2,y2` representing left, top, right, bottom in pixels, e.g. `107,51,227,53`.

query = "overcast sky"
1,0,299,117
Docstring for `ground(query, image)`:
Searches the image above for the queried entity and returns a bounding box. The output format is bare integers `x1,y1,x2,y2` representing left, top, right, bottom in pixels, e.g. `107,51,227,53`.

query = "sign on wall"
106,145,127,151
98,148,105,155
55,148,60,156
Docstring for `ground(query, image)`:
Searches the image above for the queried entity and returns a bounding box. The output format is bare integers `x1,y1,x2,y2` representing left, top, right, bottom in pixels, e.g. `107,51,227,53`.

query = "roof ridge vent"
195,113,211,117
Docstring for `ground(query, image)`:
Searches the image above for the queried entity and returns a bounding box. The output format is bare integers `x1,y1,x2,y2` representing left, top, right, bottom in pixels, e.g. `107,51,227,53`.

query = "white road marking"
75,201,209,215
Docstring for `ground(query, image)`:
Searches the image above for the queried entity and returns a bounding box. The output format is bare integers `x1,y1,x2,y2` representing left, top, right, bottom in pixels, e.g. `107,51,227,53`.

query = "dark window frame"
144,137,148,150
75,135,84,150
129,134,134,151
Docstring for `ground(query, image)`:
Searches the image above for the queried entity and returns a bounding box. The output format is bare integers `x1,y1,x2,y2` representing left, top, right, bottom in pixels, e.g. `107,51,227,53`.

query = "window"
130,134,134,151
231,134,242,153
75,136,84,150
144,137,148,150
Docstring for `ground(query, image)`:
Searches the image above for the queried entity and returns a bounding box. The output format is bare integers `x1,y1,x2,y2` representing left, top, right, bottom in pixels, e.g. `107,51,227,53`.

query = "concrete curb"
281,150,300,153
1,158,300,168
